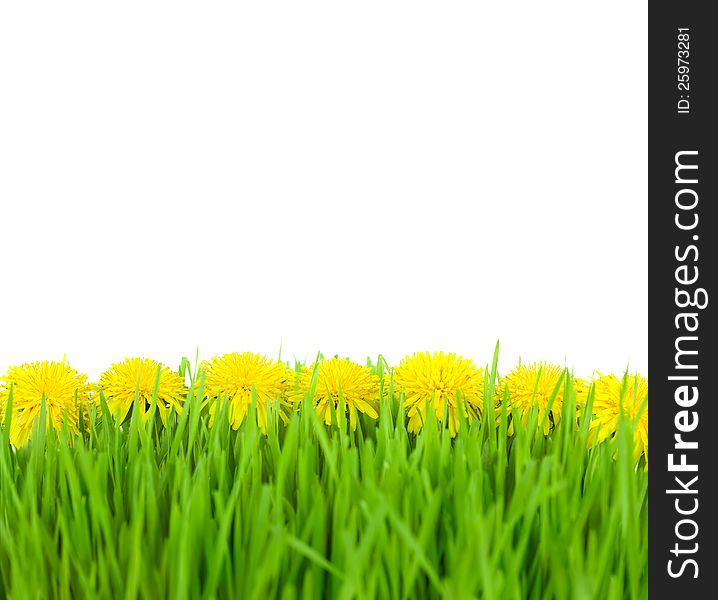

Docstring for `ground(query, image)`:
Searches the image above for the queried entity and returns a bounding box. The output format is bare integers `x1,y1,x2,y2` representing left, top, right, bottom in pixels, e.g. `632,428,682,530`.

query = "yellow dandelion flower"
498,362,581,435
201,352,293,433
393,352,485,437
293,358,379,430
585,373,648,468
0,360,92,446
98,357,187,425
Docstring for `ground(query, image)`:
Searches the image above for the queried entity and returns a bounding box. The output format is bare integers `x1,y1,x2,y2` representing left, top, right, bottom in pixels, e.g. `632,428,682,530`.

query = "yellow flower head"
393,352,485,436
293,358,379,430
200,352,292,433
585,373,648,468
98,357,187,424
498,362,579,435
0,360,92,446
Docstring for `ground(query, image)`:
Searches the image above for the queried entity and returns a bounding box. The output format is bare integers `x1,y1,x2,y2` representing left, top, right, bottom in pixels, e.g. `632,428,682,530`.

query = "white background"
0,2,647,380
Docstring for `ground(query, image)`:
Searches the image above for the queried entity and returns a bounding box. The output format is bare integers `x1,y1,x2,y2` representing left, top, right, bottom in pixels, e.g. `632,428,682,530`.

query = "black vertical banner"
650,2,716,595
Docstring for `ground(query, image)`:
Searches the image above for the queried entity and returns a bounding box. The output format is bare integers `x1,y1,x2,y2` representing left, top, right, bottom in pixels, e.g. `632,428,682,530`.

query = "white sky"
0,2,647,381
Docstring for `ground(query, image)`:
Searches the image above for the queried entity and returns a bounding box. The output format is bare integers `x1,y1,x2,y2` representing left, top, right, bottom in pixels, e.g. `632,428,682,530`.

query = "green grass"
0,349,647,599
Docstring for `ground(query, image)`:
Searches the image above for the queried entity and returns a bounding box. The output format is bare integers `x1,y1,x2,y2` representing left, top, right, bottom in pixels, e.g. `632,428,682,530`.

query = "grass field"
0,349,648,599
